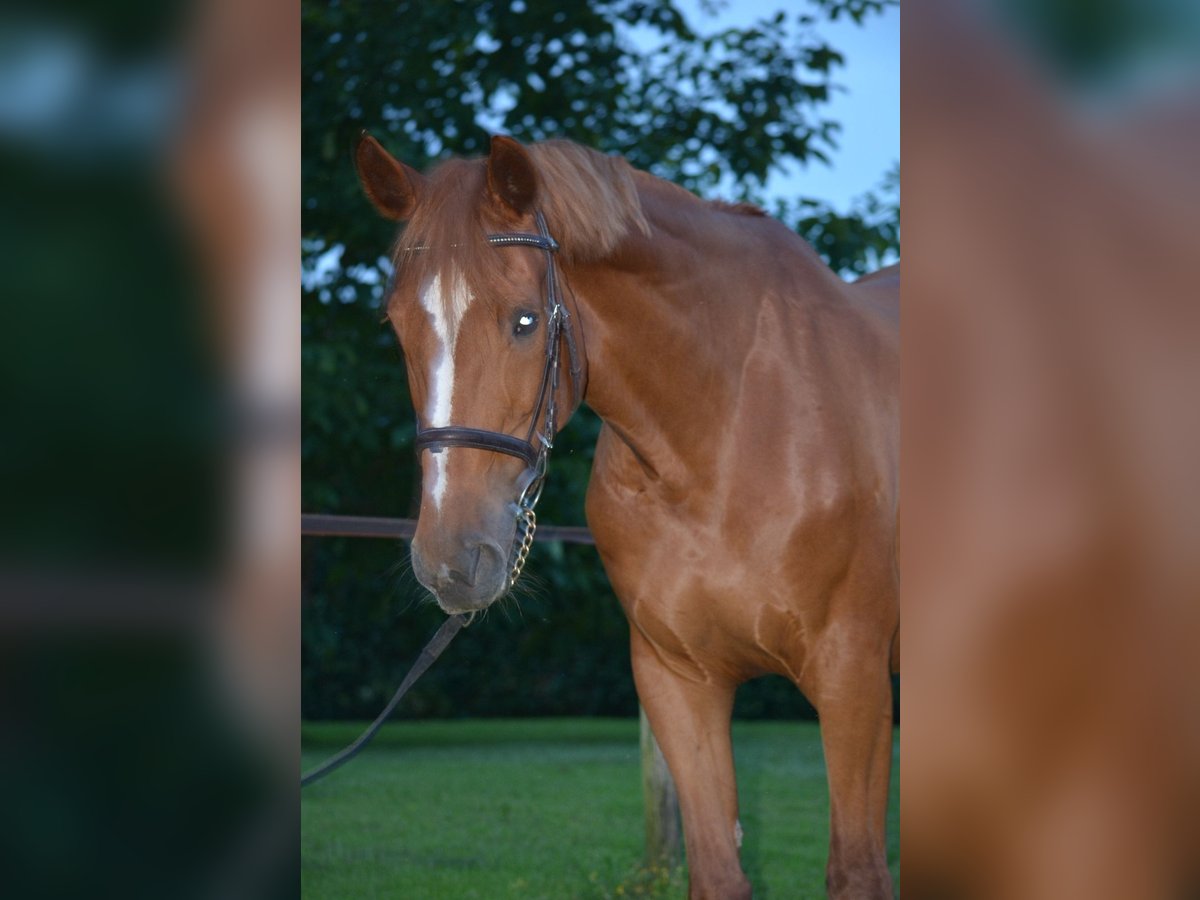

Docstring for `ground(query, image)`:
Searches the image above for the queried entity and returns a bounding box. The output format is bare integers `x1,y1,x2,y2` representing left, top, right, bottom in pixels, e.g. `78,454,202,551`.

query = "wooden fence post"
640,704,682,869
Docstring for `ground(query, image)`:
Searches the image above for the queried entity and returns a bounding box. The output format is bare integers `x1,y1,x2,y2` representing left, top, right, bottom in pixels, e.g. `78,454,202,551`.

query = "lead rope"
301,613,468,787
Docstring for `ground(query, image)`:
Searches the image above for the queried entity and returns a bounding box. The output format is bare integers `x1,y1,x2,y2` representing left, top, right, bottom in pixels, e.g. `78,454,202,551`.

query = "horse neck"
565,183,840,483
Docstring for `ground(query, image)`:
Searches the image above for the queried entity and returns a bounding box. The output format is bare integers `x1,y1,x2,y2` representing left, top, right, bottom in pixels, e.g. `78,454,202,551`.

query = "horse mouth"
431,587,501,615
421,577,506,615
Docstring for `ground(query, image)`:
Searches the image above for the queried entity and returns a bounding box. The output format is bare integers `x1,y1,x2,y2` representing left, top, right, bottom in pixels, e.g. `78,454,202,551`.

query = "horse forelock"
526,141,650,260
388,142,650,329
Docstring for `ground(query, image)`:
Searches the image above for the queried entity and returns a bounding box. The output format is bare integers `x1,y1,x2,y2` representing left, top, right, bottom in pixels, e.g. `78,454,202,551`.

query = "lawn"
301,719,900,899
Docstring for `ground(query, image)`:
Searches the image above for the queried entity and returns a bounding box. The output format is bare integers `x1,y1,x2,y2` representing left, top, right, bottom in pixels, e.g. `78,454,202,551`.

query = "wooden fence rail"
301,513,594,545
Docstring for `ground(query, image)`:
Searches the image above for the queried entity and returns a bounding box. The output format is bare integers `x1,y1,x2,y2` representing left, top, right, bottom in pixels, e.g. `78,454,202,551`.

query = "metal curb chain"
506,506,538,591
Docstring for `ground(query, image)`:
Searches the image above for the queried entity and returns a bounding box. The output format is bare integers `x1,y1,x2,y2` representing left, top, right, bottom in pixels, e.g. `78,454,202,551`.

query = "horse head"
355,133,581,613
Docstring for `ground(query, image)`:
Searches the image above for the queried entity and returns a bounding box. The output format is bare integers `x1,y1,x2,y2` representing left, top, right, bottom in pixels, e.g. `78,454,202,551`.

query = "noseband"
413,211,584,589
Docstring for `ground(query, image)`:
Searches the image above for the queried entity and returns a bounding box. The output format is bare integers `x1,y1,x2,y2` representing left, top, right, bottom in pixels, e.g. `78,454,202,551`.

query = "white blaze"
419,270,473,511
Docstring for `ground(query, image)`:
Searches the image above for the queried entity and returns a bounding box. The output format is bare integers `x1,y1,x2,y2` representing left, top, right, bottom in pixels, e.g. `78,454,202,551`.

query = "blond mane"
526,140,650,260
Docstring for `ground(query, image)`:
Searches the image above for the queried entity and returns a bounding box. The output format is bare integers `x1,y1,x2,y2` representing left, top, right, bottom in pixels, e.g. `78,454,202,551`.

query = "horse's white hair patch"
420,269,474,511
734,819,744,849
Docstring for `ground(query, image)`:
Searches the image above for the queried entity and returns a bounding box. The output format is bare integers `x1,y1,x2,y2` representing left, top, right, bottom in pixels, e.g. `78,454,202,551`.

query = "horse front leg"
806,627,896,899
630,627,751,900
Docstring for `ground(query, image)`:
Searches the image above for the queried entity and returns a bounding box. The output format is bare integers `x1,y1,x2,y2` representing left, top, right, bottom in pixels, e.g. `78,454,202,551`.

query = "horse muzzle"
411,536,509,613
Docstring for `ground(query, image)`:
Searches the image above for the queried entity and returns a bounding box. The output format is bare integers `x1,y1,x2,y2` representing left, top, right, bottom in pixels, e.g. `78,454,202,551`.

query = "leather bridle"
412,211,584,589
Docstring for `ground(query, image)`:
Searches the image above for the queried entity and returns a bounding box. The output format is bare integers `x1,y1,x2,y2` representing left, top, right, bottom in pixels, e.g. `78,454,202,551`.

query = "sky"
673,0,900,209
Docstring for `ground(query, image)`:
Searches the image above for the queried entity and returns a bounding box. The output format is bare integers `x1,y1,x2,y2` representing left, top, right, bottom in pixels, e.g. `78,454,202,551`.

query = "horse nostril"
433,562,467,591
422,540,506,596
464,543,483,586
472,541,505,583
436,548,482,590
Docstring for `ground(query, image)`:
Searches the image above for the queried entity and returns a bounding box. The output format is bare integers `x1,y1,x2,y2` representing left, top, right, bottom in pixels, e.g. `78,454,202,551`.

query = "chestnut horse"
355,133,898,899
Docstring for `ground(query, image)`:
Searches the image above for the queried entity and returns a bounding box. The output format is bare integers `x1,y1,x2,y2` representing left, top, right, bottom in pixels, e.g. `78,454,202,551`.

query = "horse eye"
513,311,539,338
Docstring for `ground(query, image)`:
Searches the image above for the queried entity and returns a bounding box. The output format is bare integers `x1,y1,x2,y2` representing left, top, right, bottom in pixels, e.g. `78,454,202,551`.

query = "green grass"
302,719,899,899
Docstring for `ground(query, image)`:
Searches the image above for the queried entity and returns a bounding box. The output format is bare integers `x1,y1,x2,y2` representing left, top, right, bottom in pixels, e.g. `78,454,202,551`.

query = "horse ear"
355,133,423,220
486,135,538,216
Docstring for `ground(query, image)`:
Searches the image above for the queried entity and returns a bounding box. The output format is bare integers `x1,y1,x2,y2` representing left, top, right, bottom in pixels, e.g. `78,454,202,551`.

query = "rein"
413,210,583,589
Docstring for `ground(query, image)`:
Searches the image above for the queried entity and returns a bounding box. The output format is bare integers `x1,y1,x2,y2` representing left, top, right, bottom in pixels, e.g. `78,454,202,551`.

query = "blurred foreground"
903,1,1200,897
0,0,297,896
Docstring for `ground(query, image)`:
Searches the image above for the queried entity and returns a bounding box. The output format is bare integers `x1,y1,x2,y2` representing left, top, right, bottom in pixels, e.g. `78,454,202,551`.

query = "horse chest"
586,418,891,682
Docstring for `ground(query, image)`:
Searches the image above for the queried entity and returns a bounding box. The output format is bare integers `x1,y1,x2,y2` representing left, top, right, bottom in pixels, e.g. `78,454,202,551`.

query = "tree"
301,0,897,719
